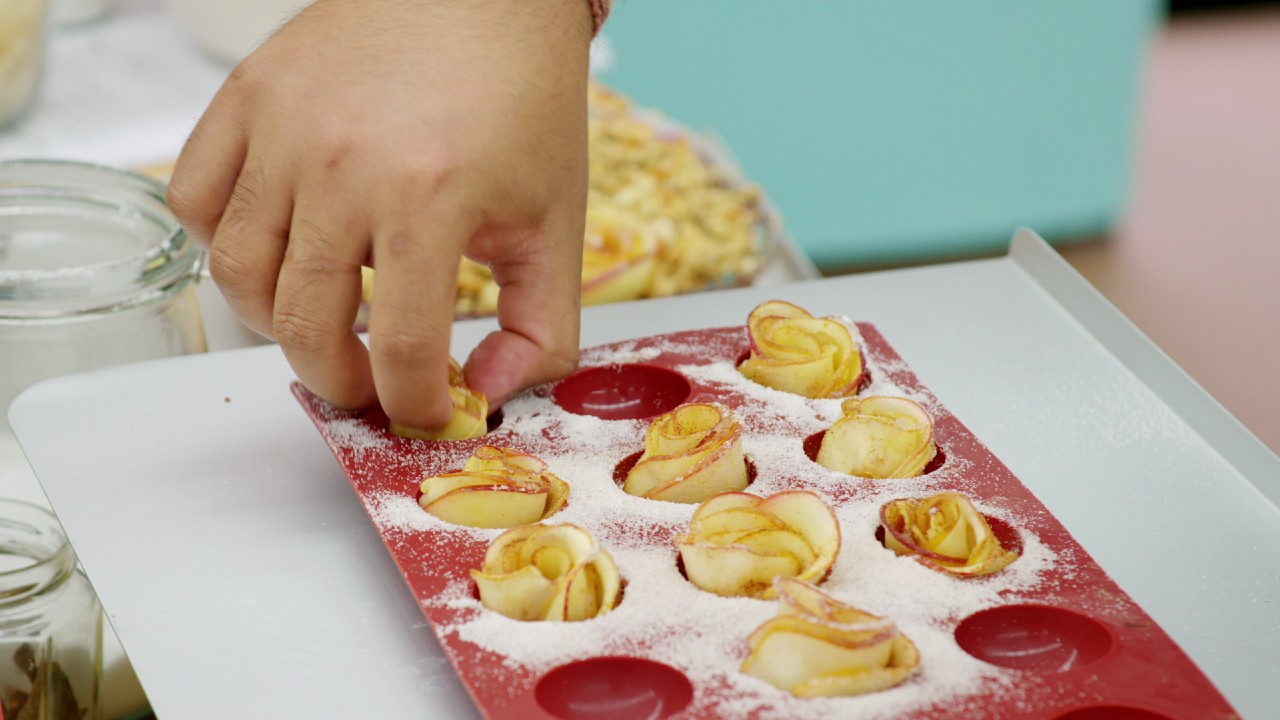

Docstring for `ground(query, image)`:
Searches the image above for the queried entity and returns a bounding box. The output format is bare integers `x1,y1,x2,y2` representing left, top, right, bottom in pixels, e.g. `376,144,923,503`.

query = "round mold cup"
955,604,1114,673
1051,706,1177,720
534,656,694,720
802,430,948,476
553,364,691,421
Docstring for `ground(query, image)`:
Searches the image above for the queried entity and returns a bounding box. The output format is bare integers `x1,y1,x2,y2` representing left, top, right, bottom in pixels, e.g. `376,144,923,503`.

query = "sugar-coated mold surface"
1052,706,1177,720
293,323,1238,720
535,657,693,720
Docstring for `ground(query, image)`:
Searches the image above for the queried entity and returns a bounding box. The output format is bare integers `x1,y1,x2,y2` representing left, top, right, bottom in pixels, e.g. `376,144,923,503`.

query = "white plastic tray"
9,230,1280,719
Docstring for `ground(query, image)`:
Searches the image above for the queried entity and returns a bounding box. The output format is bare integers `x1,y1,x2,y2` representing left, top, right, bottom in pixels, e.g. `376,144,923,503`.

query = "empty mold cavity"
803,430,947,476
1052,706,1176,720
955,604,1113,672
535,657,693,720
553,365,691,420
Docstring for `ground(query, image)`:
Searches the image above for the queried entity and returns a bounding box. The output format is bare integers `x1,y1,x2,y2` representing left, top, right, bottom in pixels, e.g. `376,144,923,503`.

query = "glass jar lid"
0,499,76,609
0,159,202,320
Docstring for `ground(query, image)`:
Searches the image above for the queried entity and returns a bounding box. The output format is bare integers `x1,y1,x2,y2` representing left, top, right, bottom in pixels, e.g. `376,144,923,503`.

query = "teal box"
596,1,1162,268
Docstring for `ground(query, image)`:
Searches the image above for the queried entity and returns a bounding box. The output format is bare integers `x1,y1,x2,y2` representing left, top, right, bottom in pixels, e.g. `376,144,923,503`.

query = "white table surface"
1,0,229,167
10,232,1280,719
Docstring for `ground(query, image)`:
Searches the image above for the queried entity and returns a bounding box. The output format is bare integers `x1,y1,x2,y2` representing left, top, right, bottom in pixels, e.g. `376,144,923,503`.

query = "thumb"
463,212,584,407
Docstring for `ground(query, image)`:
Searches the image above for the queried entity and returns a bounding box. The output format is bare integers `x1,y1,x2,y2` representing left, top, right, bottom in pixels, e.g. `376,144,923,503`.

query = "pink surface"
1062,7,1280,455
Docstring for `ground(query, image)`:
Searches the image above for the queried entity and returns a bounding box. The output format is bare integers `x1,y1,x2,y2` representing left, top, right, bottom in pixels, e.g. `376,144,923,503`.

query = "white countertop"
1,0,229,167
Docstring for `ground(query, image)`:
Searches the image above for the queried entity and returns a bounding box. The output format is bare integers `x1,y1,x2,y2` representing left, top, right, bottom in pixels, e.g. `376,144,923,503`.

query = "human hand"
167,0,593,430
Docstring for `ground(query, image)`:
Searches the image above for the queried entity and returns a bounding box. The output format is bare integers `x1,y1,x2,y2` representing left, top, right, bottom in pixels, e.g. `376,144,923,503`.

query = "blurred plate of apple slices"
358,82,808,322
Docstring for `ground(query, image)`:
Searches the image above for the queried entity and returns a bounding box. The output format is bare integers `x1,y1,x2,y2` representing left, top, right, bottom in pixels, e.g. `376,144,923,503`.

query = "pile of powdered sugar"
322,322,1059,719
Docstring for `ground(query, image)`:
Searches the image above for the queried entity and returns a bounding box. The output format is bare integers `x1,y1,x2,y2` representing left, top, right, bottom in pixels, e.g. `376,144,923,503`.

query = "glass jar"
1,160,196,720
0,499,102,720
0,159,208,419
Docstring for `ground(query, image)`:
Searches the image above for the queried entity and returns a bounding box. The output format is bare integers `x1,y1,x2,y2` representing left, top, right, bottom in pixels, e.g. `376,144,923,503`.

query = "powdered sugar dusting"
299,323,1139,719
321,417,391,458
579,341,663,366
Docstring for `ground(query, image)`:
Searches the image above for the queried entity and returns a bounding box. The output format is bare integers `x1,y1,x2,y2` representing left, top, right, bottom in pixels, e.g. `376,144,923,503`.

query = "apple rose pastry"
677,491,840,599
390,357,488,441
741,577,920,697
881,492,1018,577
471,523,622,622
623,402,750,504
737,300,864,399
581,205,660,306
816,396,937,479
419,446,569,529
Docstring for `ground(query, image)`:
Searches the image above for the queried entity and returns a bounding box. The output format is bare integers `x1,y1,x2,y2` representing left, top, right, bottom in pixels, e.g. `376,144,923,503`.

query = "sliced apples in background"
581,205,660,306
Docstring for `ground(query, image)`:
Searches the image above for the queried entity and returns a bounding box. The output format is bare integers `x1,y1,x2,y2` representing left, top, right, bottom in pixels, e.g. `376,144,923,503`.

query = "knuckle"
371,329,436,369
288,217,339,257
318,137,355,174
377,228,420,262
204,166,270,243
284,256,346,293
225,61,263,96
164,181,201,223
398,143,459,198
227,166,266,211
205,244,262,295
273,304,341,355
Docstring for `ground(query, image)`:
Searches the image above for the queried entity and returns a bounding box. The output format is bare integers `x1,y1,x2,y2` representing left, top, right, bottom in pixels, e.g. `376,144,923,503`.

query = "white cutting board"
10,232,1280,719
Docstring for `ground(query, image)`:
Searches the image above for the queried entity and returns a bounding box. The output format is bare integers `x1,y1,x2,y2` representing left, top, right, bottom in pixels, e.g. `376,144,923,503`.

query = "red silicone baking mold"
292,323,1239,720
